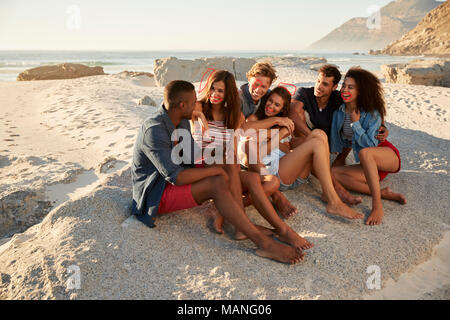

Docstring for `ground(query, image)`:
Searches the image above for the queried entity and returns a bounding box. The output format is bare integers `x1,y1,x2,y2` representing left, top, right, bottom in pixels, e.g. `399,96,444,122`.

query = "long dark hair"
345,67,386,120
254,86,291,120
199,70,241,130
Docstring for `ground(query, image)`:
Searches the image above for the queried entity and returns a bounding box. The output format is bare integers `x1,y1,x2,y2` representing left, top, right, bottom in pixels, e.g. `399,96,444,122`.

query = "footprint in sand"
108,143,116,147
92,136,100,141
125,135,135,139
125,144,134,149
3,139,14,142
10,134,19,137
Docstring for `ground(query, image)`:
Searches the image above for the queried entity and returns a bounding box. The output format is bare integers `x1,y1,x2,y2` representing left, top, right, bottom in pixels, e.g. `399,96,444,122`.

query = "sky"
0,0,400,51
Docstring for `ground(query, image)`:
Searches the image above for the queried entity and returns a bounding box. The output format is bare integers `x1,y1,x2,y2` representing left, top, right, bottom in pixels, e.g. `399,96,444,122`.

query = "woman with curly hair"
330,67,406,226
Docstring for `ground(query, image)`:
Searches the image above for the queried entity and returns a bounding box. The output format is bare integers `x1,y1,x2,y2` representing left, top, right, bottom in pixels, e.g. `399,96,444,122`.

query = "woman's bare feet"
276,227,314,250
256,239,305,264
381,187,406,205
273,192,298,219
366,207,384,225
326,201,364,220
234,225,275,240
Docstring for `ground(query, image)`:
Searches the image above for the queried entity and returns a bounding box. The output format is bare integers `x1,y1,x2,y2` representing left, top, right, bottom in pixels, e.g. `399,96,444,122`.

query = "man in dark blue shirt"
131,80,303,264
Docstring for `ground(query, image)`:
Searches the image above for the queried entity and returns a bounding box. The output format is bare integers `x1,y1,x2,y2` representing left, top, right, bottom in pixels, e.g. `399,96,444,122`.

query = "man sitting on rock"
289,64,389,204
131,80,303,264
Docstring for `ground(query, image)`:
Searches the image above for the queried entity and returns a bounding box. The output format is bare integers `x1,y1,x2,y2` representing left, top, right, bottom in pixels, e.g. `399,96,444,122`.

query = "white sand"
0,67,449,299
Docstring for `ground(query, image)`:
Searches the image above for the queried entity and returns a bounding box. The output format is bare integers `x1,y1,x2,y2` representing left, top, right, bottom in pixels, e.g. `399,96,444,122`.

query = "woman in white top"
242,86,364,221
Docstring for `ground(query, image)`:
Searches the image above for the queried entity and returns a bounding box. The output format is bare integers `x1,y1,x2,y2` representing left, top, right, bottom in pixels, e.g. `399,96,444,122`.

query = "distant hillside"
307,0,441,52
381,0,450,56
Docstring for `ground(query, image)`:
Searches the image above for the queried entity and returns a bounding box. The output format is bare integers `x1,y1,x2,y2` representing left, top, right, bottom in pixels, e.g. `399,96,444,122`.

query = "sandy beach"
0,65,449,299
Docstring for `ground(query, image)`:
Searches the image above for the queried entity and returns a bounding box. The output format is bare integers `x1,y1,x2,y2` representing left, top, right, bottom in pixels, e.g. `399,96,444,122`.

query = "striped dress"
342,112,353,142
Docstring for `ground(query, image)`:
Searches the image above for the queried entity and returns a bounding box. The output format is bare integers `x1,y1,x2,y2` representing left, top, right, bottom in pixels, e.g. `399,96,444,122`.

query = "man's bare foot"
381,187,406,205
256,239,305,264
331,184,362,205
276,227,314,250
365,207,384,225
210,211,224,234
234,225,275,240
326,201,364,220
273,192,298,219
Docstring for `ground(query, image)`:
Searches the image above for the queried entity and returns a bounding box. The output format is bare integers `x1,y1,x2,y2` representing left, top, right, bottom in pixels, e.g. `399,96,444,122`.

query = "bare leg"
191,175,304,263
278,130,364,220
237,171,313,250
332,147,404,225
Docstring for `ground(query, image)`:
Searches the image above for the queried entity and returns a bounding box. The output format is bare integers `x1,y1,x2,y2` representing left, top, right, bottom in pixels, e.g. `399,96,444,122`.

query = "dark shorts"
377,140,401,181
157,182,200,215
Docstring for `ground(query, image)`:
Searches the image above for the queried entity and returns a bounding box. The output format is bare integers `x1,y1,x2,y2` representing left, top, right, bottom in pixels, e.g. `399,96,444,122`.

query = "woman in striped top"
193,70,312,252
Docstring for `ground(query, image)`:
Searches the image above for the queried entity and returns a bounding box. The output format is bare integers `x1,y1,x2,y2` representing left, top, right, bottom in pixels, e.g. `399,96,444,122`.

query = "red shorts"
157,182,199,215
377,140,401,181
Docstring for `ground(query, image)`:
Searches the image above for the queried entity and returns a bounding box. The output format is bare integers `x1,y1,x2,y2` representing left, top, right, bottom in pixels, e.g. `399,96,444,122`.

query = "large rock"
381,1,450,56
308,0,440,52
17,63,105,81
381,59,450,87
153,57,256,87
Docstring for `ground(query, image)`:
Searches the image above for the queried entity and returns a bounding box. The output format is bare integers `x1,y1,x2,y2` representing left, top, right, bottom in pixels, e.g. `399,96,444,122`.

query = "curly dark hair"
254,86,291,120
345,67,386,120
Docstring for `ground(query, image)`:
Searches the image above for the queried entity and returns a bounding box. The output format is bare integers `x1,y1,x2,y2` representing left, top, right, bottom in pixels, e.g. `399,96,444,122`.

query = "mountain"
381,0,450,56
307,0,441,52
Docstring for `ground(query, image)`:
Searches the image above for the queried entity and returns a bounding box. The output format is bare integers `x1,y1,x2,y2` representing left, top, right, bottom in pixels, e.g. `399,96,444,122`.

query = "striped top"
342,112,353,142
192,120,232,163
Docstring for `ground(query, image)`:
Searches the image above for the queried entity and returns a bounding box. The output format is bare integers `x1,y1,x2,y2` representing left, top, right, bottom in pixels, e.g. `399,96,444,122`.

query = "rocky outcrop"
17,63,105,81
153,57,256,87
0,190,52,238
116,71,154,78
381,1,450,56
138,95,156,106
381,59,450,87
308,0,440,52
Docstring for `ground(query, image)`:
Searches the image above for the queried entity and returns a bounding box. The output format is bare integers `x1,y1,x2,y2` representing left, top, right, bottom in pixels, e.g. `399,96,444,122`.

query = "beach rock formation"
116,71,154,78
308,0,440,52
17,63,105,81
381,59,450,87
153,57,256,87
0,190,52,238
138,95,156,106
380,0,450,56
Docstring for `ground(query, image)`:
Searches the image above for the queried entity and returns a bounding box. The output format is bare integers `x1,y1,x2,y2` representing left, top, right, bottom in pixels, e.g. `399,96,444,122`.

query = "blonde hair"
246,62,277,83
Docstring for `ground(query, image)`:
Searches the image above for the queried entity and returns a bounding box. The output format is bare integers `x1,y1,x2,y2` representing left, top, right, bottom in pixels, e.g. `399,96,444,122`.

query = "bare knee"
263,174,280,194
358,148,373,162
310,129,328,143
209,174,230,194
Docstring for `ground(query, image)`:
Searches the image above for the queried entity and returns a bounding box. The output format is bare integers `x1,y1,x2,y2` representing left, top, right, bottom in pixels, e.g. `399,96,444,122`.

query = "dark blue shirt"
131,104,195,228
239,83,271,118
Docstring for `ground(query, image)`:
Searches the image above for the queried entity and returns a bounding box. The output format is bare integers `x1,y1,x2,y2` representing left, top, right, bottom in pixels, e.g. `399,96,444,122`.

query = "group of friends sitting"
131,62,406,264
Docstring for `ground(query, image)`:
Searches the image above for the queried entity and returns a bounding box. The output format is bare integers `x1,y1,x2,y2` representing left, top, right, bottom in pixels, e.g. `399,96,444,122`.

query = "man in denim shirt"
131,80,303,264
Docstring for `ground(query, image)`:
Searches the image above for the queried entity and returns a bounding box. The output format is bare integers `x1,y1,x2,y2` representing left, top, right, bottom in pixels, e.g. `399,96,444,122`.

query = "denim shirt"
330,103,381,163
131,104,195,228
239,83,270,118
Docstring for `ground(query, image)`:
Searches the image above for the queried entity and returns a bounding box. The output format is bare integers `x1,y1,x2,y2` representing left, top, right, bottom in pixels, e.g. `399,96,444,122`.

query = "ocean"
0,50,429,82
